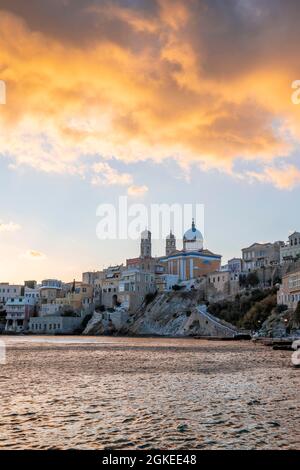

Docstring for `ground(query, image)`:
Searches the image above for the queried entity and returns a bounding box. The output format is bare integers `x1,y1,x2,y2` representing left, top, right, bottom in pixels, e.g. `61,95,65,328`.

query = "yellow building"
161,220,221,281
55,283,94,312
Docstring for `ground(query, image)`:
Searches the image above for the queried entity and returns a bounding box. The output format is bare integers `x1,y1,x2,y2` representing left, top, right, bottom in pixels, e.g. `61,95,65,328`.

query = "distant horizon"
0,229,295,285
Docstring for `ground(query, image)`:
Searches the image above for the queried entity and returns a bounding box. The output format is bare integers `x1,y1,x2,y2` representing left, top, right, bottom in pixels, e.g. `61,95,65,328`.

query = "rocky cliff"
84,290,239,337
258,309,300,338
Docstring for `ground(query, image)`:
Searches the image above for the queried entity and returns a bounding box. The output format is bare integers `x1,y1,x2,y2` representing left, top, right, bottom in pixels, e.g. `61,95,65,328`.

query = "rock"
292,339,300,350
177,424,188,433
247,399,261,406
259,311,300,339
267,421,281,427
126,291,238,337
291,350,300,367
83,291,239,338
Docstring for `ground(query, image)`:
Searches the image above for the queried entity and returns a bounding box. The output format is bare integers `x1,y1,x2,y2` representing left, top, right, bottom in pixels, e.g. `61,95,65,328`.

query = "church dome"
183,220,203,251
183,220,203,241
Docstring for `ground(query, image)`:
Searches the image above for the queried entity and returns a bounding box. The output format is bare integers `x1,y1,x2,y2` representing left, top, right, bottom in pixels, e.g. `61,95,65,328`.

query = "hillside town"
1,221,300,338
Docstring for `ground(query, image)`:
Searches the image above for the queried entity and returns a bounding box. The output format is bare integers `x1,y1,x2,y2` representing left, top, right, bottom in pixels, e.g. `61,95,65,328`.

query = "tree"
246,272,260,287
294,301,300,325
207,288,276,328
275,304,288,314
241,293,277,330
239,274,247,287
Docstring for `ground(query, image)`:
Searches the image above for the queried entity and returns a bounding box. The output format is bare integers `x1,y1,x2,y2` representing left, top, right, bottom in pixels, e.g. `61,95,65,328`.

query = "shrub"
62,309,77,317
241,294,277,330
294,302,300,325
207,288,276,328
95,305,106,312
81,313,92,329
275,304,288,314
144,291,157,305
246,272,260,287
172,284,183,291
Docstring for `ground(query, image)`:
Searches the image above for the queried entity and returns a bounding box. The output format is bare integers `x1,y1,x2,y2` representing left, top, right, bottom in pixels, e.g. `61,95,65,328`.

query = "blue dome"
183,220,203,242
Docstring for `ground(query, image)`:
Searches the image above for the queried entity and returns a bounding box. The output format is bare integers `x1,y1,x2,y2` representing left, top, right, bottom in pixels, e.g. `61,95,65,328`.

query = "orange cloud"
127,185,149,197
247,164,300,190
0,1,300,188
21,250,47,261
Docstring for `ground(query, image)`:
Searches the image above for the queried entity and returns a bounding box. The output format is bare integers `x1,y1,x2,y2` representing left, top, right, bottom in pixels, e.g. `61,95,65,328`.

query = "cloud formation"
91,162,133,187
127,184,149,197
0,220,21,233
247,164,300,190
21,250,47,261
0,0,300,188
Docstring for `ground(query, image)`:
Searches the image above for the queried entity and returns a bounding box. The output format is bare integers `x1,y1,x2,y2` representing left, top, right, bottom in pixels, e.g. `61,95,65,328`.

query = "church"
161,220,222,281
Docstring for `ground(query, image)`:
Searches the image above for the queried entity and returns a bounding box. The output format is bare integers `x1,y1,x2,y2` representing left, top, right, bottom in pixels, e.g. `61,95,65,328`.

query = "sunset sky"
1,0,300,283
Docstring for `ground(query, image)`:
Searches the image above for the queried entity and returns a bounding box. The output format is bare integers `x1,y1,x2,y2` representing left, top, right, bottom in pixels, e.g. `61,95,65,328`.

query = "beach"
0,336,298,450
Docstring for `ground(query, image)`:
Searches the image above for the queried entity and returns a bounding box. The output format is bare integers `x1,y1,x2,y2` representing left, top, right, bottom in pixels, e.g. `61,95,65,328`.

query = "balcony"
6,311,26,320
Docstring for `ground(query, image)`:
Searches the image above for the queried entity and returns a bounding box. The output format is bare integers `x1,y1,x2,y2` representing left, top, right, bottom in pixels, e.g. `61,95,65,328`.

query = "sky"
0,0,300,283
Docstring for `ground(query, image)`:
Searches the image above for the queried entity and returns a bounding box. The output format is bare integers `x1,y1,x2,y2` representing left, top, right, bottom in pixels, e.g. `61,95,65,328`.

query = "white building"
277,265,300,311
5,297,36,333
228,258,243,274
155,274,179,292
82,271,103,285
100,265,124,308
42,279,62,288
242,241,283,271
29,315,83,335
40,303,63,317
207,270,239,296
280,232,300,264
119,269,156,311
0,283,23,304
24,286,40,302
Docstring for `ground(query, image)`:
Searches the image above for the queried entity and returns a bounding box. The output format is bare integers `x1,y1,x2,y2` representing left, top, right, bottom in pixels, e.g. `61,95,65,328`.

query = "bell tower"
140,229,152,258
166,230,176,256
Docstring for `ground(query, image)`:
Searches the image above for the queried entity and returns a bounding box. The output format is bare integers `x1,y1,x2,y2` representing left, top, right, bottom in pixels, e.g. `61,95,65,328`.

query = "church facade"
161,220,221,281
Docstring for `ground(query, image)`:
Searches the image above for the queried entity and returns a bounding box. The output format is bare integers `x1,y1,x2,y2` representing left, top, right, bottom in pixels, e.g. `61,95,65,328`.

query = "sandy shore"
0,336,299,449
